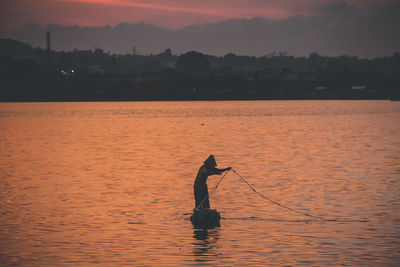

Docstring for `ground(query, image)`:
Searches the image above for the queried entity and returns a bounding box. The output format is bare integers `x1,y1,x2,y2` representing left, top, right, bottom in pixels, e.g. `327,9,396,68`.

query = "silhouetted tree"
175,51,210,77
1,38,399,101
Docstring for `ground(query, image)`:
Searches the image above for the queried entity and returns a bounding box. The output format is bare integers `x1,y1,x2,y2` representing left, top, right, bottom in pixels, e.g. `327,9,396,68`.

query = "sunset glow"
1,0,398,30
59,0,227,17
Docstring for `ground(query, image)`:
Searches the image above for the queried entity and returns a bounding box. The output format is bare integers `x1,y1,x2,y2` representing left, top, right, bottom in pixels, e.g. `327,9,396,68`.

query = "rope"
196,169,231,210
232,169,334,221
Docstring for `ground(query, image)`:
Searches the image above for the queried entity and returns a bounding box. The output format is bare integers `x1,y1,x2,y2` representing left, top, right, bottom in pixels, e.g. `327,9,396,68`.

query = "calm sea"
0,100,399,266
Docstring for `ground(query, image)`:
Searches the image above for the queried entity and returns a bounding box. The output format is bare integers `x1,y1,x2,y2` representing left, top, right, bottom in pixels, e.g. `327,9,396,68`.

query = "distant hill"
0,38,37,59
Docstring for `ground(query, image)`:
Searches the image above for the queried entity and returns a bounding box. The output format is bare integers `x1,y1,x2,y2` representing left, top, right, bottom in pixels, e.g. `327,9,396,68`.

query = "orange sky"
0,0,398,30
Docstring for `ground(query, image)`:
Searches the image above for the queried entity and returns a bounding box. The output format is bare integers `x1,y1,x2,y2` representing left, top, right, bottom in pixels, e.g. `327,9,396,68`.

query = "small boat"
190,208,221,228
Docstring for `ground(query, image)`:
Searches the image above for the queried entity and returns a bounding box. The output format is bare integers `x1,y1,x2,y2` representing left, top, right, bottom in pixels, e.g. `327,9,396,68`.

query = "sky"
1,0,399,30
1,0,399,57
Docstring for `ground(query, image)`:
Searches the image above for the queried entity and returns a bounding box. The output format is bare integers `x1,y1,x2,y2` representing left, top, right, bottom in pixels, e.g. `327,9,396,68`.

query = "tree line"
0,39,399,101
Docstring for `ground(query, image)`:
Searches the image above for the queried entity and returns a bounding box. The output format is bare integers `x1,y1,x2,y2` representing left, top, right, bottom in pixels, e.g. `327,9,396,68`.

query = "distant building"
315,86,327,90
61,68,75,77
352,85,366,90
285,73,298,81
300,72,317,81
87,65,104,75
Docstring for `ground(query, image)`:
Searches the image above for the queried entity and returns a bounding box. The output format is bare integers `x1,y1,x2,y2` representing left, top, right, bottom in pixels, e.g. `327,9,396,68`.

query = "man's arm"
220,167,232,172
209,167,231,175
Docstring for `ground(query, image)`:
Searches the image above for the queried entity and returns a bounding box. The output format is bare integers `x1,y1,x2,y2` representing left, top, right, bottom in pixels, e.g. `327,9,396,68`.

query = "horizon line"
3,16,296,32
2,37,398,60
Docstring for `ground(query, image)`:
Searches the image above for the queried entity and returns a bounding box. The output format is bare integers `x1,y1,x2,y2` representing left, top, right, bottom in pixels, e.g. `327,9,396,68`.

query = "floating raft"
190,208,221,228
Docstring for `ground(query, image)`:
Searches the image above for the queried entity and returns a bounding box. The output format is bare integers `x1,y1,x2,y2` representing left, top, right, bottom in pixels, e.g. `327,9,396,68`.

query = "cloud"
0,0,225,30
1,0,399,57
58,0,227,17
1,0,400,30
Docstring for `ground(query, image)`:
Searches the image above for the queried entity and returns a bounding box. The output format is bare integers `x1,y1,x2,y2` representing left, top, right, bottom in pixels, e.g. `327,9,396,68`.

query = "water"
0,100,399,266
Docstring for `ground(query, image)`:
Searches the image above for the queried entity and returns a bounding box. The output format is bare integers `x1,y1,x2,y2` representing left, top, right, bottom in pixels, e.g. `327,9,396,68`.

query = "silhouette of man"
194,155,231,209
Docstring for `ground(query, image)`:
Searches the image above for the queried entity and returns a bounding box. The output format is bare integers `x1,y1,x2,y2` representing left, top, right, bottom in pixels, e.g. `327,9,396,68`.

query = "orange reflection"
0,101,399,265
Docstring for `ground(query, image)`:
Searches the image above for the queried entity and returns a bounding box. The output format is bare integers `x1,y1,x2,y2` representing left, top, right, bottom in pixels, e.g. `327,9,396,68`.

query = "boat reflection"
192,228,221,260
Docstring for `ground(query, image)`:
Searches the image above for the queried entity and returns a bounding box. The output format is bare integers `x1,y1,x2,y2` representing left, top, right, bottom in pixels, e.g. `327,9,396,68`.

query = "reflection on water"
0,100,399,266
193,228,220,262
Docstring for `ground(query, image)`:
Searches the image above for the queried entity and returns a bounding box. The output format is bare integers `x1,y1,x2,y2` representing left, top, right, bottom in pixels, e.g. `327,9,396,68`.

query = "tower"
46,31,51,53
46,31,51,69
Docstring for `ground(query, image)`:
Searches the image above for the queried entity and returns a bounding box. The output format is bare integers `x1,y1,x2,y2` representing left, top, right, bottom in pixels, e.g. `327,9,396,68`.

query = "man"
194,155,231,209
